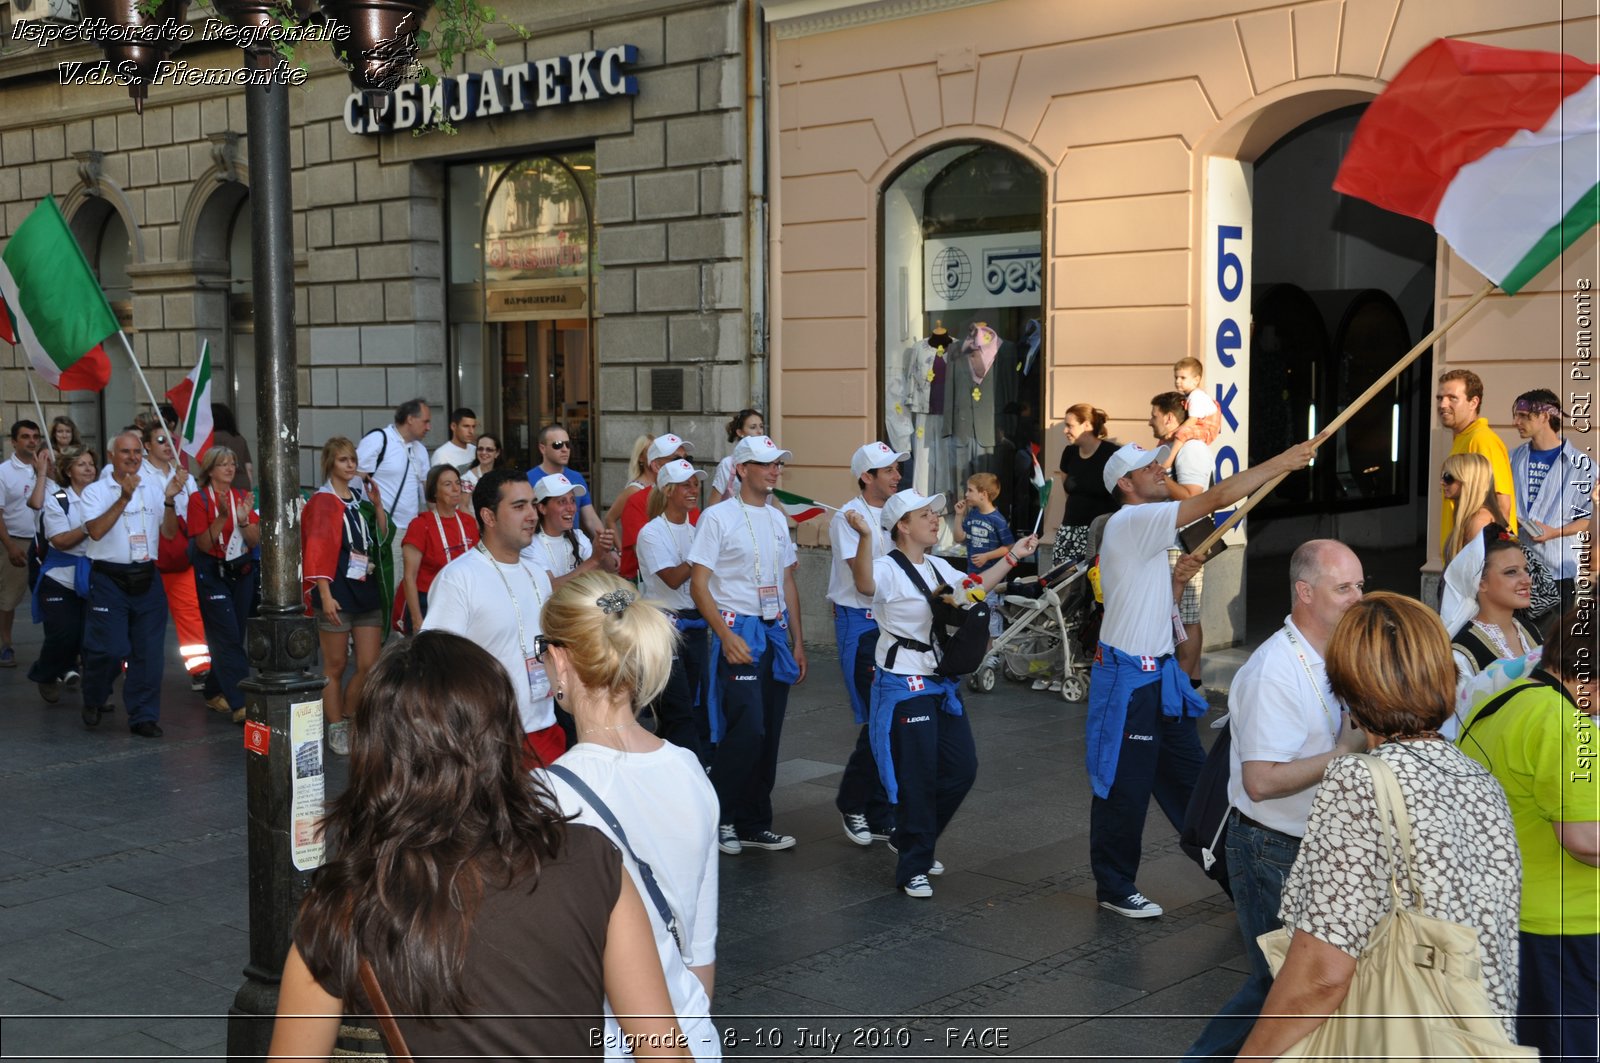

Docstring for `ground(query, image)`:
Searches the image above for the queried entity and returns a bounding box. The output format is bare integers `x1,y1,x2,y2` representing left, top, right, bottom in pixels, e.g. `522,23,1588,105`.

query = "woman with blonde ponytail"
538,571,722,1061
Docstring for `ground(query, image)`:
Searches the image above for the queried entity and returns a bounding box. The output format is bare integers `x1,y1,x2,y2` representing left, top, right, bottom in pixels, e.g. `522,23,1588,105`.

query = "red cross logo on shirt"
1139,656,1157,672
906,675,925,692
720,610,737,627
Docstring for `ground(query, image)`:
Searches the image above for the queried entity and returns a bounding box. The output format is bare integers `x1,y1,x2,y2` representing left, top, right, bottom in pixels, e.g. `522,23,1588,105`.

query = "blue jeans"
1518,930,1599,1062
1182,812,1302,1061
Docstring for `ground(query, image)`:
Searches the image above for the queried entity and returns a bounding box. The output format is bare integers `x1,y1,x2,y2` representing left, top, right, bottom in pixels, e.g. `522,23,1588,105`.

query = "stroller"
968,556,1096,702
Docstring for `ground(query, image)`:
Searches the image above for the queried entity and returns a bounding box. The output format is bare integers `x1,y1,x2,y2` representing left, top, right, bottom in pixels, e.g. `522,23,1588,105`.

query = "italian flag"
166,339,215,460
772,488,830,522
0,198,116,391
1334,38,1599,294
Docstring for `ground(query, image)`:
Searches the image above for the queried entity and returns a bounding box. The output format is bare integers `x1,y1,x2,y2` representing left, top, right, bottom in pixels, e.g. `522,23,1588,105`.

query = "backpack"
883,550,991,678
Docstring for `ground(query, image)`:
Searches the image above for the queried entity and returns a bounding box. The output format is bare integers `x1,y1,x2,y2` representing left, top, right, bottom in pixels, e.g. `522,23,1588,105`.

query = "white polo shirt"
1097,500,1182,657
871,552,965,676
41,486,88,588
78,475,166,565
0,454,38,538
636,514,697,612
686,496,795,617
142,460,193,522
522,528,592,579
356,425,427,531
827,495,887,611
422,548,556,734
431,439,475,469
1226,617,1342,837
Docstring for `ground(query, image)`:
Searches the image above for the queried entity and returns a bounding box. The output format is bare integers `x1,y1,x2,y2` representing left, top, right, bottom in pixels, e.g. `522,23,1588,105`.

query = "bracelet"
1004,551,1019,566
163,501,176,509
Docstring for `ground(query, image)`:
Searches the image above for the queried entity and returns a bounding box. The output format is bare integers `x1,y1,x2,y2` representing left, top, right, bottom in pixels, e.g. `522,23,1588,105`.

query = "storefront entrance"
494,318,592,473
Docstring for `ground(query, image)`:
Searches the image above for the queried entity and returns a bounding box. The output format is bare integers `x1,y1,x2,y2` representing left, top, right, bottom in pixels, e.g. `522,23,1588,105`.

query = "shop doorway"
1243,105,1437,636
495,318,592,473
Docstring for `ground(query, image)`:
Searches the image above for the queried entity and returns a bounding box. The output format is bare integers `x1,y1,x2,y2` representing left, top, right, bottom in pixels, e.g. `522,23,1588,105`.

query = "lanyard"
666,515,693,563
736,499,772,585
537,531,572,574
339,492,369,553
432,508,467,562
1282,624,1339,740
478,544,543,658
209,487,235,543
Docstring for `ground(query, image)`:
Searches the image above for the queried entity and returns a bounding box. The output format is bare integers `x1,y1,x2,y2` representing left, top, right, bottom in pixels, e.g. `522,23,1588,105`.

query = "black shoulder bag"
884,550,991,678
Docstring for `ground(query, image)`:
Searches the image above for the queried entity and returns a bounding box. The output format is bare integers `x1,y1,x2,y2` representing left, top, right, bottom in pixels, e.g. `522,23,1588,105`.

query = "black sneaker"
1100,892,1163,918
841,811,874,846
903,874,933,898
717,824,741,855
738,830,796,851
129,721,164,739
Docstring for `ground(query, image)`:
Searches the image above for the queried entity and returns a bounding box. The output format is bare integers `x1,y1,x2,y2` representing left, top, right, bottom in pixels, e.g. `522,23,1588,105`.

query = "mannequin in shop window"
895,323,953,495
944,322,1016,492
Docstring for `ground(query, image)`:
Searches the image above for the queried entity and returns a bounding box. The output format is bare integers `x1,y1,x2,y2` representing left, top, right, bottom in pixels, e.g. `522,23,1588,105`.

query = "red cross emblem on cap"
906,675,925,692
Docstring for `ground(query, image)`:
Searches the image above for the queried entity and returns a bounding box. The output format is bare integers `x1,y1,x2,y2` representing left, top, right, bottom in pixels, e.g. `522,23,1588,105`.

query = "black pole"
225,41,325,1062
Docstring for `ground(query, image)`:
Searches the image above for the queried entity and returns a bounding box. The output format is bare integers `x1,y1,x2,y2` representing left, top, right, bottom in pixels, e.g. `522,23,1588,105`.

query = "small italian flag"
772,488,830,522
1334,38,1599,294
166,339,215,461
0,198,116,391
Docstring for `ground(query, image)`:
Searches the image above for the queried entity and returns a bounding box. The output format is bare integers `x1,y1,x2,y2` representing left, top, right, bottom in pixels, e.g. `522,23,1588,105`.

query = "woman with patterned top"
396,464,479,633
1240,592,1521,1058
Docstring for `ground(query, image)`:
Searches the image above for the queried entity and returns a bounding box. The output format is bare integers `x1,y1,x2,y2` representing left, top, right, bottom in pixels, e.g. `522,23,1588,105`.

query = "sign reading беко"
344,44,638,135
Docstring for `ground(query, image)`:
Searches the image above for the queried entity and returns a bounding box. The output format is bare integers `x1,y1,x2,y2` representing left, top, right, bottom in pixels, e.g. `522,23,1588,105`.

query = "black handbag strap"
1459,668,1566,744
883,549,940,669
545,764,683,953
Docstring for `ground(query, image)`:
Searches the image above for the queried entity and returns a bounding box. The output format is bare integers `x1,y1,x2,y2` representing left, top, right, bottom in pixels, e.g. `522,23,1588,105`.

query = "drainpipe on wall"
744,0,769,414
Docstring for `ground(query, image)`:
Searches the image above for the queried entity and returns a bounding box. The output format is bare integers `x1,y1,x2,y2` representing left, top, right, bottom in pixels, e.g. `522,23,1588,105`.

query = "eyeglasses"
744,460,785,468
533,634,564,662
1440,473,1458,485
546,440,571,450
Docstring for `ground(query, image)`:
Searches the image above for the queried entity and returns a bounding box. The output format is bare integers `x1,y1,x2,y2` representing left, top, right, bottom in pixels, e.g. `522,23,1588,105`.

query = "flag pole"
1190,279,1497,560
113,330,167,423
23,371,50,453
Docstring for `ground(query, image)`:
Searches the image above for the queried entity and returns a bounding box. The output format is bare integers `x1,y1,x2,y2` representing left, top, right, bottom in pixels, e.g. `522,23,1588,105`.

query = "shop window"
446,152,597,477
881,144,1045,534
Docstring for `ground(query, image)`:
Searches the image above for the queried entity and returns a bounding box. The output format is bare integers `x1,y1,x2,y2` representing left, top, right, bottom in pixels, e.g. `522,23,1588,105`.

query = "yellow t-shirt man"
1441,417,1518,550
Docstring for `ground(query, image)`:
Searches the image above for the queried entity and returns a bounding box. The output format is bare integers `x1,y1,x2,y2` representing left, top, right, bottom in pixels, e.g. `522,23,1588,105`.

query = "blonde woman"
1440,452,1507,563
538,571,722,1061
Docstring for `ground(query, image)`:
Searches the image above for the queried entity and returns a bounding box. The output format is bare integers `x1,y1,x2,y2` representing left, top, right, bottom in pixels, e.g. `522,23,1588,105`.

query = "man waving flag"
0,197,116,392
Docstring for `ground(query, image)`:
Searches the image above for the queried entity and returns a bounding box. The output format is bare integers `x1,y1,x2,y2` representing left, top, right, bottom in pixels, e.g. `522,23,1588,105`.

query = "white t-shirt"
41,486,88,588
542,741,721,1061
711,455,738,498
143,460,194,527
522,528,592,579
1171,437,1213,491
421,549,556,733
686,497,796,616
0,454,38,538
871,552,965,675
636,515,698,612
1184,387,1219,419
356,425,426,530
78,475,167,565
431,439,475,469
1098,500,1182,657
1226,617,1342,836
827,496,887,610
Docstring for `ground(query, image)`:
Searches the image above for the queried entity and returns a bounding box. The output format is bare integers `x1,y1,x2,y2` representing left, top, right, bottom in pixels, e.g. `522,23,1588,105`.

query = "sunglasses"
1440,473,1458,485
546,440,571,450
533,634,564,662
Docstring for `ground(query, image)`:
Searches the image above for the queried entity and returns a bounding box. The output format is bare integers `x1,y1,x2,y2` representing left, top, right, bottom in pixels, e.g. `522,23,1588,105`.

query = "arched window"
93,211,134,442
881,143,1045,533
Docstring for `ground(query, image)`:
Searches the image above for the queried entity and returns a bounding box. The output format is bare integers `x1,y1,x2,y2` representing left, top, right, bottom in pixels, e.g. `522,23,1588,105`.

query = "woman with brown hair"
1050,404,1116,566
1441,452,1508,563
397,463,479,633
1239,592,1521,1059
267,631,689,1062
187,446,260,723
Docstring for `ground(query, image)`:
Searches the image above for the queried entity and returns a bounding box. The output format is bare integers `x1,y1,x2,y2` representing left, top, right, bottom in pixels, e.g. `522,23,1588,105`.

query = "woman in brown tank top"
267,631,691,1061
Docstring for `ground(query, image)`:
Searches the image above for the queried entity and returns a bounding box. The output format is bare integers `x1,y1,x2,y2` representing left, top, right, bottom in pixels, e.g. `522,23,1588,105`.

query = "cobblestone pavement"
0,617,1245,1061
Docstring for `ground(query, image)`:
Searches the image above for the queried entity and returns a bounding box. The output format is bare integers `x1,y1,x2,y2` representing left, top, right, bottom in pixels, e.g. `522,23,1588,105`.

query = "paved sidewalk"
0,615,1247,1061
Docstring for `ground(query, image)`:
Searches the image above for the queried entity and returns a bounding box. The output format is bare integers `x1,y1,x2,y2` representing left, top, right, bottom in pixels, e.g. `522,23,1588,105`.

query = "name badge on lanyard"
1171,603,1187,645
758,583,781,621
129,532,150,563
526,657,551,701
343,498,369,581
347,550,369,581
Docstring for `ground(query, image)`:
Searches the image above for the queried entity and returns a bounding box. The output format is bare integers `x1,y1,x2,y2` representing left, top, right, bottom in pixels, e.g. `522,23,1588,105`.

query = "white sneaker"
1031,678,1050,691
718,824,742,855
903,874,933,898
327,720,351,756
1100,892,1163,918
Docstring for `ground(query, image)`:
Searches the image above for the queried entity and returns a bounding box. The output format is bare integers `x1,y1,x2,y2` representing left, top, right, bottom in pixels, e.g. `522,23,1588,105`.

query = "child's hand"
953,499,969,516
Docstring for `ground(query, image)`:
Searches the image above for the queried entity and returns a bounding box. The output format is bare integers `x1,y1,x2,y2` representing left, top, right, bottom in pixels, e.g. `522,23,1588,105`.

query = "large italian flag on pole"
0,198,116,391
1334,38,1600,294
165,339,215,461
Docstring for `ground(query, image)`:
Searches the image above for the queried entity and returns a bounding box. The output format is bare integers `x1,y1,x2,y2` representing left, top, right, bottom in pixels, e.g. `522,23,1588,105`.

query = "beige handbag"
1258,753,1536,1062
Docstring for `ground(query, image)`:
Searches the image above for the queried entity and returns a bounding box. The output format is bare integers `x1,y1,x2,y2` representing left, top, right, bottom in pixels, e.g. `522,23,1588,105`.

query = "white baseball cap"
532,472,587,501
880,489,947,531
647,433,694,462
731,435,793,465
1101,442,1171,493
851,441,909,479
657,459,706,487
